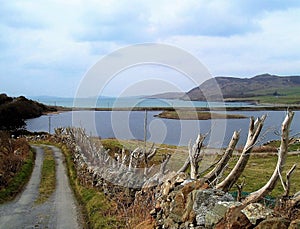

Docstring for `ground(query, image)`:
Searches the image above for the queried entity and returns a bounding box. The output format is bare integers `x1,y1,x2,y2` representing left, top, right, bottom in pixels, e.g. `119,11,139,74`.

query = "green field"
229,86,300,105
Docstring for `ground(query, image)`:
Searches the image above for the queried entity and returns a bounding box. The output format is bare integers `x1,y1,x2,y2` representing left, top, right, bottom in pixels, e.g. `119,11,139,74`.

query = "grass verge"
35,146,56,204
0,149,35,204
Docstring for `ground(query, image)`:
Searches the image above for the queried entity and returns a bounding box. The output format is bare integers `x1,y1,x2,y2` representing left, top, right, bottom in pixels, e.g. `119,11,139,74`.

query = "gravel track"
0,145,83,229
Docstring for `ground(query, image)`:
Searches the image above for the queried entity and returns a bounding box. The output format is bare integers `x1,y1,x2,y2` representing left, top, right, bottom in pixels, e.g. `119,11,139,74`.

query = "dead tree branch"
160,154,171,175
204,131,240,184
189,134,206,179
243,111,294,204
216,114,266,192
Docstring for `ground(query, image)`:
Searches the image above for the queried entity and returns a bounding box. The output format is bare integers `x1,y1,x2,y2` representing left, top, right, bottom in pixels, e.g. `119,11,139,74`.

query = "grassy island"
155,110,247,120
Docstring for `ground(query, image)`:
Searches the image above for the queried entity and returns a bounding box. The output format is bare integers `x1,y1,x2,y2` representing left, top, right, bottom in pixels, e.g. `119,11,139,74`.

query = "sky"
1,0,300,97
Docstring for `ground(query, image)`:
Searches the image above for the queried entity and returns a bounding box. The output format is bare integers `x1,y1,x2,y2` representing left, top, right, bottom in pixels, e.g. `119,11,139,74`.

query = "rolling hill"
183,74,300,101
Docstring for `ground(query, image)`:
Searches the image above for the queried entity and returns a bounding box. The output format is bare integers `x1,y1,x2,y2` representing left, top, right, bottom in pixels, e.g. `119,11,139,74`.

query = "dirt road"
0,145,83,229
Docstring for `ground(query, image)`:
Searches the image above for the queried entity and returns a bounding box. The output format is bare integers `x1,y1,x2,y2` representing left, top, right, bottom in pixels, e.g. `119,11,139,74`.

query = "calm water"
26,110,300,147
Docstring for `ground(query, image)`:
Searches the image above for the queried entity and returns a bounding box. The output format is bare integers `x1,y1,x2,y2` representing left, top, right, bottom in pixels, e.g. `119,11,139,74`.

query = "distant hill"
145,92,186,99
0,94,57,131
182,74,300,101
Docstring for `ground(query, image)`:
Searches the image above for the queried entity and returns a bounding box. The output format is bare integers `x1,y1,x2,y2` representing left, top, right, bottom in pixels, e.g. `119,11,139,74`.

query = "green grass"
0,149,35,204
35,147,56,204
226,153,300,197
53,142,124,229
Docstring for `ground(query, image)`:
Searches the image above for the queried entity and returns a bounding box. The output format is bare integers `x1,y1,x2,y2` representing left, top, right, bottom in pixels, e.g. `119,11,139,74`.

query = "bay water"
26,109,300,148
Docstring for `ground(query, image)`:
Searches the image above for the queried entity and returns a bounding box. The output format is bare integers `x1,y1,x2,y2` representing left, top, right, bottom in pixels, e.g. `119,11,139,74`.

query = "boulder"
205,201,242,228
242,203,274,225
215,204,252,229
193,189,234,226
169,190,186,223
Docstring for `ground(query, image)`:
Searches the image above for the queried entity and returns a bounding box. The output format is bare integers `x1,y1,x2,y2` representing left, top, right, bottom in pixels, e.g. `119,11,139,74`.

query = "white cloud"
162,7,300,77
0,0,300,97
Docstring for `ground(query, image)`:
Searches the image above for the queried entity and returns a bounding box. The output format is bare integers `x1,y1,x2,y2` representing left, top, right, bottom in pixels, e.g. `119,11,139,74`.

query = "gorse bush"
0,131,30,188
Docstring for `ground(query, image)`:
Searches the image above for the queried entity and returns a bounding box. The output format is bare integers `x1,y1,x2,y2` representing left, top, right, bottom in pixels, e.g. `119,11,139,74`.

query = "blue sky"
1,0,300,97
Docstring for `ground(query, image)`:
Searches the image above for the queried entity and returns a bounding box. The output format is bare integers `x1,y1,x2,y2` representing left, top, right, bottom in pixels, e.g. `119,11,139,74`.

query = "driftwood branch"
243,111,294,204
216,115,266,192
204,131,240,183
189,134,206,179
210,164,228,187
177,134,206,174
147,143,157,160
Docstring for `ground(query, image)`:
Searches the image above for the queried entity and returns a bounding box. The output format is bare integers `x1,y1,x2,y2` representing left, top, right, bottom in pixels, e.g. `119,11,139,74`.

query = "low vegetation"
0,132,34,203
35,146,56,204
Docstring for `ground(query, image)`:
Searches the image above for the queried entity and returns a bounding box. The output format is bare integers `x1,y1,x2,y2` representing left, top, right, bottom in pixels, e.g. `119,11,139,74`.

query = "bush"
0,131,30,189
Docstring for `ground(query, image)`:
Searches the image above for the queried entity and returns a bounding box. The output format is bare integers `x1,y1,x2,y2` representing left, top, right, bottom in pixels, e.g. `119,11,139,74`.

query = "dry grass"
0,131,33,203
0,133,31,188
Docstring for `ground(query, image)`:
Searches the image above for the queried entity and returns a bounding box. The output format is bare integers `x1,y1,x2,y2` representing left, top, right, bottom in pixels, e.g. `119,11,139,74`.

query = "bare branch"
147,143,157,160
189,134,206,179
204,131,240,183
209,164,228,187
160,154,171,174
216,114,266,192
243,111,294,204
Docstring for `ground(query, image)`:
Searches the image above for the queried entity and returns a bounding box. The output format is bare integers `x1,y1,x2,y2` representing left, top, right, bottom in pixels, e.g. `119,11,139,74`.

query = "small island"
155,110,247,120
